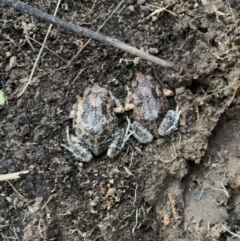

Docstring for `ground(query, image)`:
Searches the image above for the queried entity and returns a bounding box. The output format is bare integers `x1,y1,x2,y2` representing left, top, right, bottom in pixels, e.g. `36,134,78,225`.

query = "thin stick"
13,226,20,241
42,194,57,210
27,36,68,63
133,184,138,207
89,0,98,14
222,225,240,238
1,0,178,71
17,0,61,97
6,181,24,199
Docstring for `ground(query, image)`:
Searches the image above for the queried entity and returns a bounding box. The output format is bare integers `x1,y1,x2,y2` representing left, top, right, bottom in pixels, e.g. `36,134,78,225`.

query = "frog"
124,72,180,143
61,83,132,162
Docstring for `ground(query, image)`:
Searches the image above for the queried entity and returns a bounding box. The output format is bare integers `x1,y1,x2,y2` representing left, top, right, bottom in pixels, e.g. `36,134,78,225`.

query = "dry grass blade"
0,170,29,181
17,0,62,97
27,36,68,63
139,4,177,23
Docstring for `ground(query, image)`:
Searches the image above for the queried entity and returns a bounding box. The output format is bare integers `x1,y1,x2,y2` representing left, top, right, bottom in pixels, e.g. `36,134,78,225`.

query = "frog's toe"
107,148,118,159
158,107,181,136
107,145,122,159
80,152,93,162
61,143,93,162
73,146,93,162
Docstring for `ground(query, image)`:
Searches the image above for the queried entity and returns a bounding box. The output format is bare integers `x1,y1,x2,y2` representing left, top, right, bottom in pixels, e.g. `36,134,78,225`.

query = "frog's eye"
132,80,138,88
155,85,163,97
131,93,139,105
83,88,90,96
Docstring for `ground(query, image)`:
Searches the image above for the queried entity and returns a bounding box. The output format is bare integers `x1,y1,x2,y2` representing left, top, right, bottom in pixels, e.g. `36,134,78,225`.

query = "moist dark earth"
1,0,240,240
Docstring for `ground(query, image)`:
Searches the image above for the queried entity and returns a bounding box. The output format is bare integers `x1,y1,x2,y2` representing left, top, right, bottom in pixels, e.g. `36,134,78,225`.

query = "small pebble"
152,16,158,22
6,52,11,58
128,5,135,11
6,197,12,203
90,200,97,207
137,0,146,5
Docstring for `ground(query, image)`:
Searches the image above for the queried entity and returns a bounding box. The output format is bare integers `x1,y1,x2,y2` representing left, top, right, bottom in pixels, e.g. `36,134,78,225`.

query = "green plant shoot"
0,90,5,106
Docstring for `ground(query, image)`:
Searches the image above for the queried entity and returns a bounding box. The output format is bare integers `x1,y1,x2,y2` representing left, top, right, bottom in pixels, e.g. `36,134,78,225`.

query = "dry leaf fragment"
9,56,17,69
163,88,174,96
5,56,17,71
0,171,29,181
107,188,116,197
124,166,135,177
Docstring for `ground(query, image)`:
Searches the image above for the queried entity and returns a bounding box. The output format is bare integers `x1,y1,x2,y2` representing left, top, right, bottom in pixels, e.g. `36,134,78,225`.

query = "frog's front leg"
158,106,181,136
109,91,125,114
124,86,135,111
61,126,93,162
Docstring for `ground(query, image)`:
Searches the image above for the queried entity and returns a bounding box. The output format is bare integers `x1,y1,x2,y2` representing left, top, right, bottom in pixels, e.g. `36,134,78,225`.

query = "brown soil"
1,0,240,240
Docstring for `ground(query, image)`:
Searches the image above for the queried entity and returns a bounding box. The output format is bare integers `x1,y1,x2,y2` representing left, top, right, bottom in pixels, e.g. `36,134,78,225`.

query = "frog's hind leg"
158,105,181,136
107,129,125,158
61,126,93,162
131,121,154,143
107,117,133,158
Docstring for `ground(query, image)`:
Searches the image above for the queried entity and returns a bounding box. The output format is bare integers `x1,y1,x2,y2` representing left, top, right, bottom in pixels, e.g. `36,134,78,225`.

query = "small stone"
90,200,97,207
150,27,155,32
109,179,114,184
137,0,146,5
194,3,198,8
6,52,11,58
5,56,17,71
107,188,116,197
128,5,135,11
6,197,12,203
148,47,159,54
152,16,158,22
163,214,170,226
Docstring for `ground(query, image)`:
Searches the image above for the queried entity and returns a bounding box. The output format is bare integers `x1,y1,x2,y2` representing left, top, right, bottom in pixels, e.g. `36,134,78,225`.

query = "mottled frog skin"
62,83,131,162
128,72,180,143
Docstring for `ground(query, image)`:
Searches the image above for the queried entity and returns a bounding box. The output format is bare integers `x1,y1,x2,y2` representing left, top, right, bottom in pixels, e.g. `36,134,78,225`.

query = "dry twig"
1,0,178,71
139,4,177,23
222,225,240,238
6,181,24,199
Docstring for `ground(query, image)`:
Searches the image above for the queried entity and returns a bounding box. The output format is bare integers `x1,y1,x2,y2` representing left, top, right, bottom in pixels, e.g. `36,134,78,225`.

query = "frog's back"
72,92,118,155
